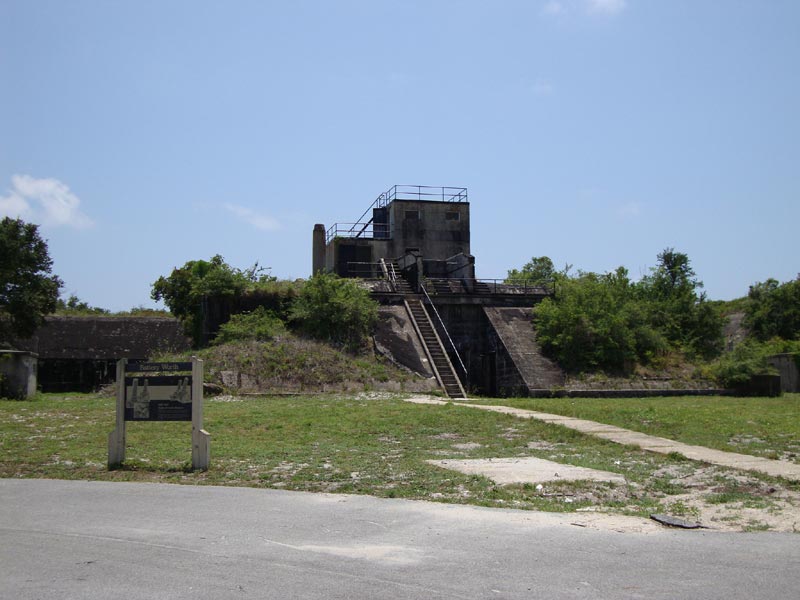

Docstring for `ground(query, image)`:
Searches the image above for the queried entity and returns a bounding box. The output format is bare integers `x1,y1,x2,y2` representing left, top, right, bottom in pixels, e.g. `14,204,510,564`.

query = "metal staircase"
404,298,467,399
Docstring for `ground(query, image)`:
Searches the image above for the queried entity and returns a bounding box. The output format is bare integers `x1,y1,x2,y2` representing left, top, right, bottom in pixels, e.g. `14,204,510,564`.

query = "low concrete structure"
14,317,191,392
0,350,38,399
768,353,800,393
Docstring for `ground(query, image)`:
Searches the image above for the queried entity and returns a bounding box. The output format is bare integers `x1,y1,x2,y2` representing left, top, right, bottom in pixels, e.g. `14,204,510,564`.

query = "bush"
708,341,775,387
290,272,378,352
745,277,800,341
151,255,276,346
535,269,648,373
707,338,800,387
214,307,285,345
523,248,725,374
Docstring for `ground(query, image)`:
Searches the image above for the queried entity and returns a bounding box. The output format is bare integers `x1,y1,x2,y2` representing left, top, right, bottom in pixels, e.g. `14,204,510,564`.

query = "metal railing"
385,185,467,203
327,185,468,244
420,284,469,387
326,222,390,244
476,279,552,294
342,261,386,278
422,278,552,296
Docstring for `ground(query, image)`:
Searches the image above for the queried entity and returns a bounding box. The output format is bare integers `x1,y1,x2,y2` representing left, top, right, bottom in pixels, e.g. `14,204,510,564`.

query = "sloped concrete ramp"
483,307,564,392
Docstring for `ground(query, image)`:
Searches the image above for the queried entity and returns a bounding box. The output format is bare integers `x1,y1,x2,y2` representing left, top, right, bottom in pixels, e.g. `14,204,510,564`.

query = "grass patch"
0,392,715,516
2,393,797,530
465,394,800,463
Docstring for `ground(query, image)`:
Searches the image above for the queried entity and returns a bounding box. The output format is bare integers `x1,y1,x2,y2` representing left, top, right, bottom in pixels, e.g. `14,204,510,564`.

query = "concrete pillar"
0,351,38,399
312,224,326,275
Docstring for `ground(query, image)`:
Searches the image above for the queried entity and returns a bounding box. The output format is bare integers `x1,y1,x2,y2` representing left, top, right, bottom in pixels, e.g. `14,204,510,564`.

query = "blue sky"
2,0,798,311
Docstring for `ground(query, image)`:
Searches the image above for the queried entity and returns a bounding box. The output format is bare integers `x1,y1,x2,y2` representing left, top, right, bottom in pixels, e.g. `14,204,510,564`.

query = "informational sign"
109,358,210,470
124,375,193,421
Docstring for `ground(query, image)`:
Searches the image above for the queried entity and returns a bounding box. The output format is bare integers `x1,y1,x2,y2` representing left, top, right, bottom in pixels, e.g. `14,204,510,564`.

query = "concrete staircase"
405,298,467,399
483,307,564,392
388,260,414,294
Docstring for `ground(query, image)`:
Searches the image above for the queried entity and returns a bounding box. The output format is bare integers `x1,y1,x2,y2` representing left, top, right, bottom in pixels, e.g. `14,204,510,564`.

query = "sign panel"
125,361,193,373
124,375,192,421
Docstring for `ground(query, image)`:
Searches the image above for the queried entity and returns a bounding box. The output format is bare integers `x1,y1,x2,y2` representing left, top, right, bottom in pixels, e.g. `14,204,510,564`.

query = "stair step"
406,298,465,399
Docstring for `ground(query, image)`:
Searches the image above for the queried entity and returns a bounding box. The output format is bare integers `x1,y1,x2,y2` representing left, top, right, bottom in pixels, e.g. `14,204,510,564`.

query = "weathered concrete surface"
768,353,800,392
482,307,564,391
16,316,191,360
375,305,435,378
0,350,38,399
405,397,800,481
4,479,800,600
427,456,627,485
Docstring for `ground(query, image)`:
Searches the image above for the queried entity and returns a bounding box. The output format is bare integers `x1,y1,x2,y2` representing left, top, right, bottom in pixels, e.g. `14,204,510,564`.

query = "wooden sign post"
108,357,210,470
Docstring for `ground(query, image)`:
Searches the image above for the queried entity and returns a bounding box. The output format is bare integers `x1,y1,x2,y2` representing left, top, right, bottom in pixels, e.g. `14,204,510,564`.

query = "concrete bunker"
314,184,562,398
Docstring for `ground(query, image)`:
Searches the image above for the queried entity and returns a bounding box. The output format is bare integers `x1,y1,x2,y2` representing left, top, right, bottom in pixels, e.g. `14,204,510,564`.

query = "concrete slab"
427,456,627,485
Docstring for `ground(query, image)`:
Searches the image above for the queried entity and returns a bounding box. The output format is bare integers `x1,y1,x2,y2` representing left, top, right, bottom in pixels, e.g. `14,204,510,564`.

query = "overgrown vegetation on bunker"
508,250,800,386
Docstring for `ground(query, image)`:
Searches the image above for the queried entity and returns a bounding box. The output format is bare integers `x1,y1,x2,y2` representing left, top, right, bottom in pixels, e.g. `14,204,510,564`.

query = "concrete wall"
424,302,530,396
0,351,38,399
768,353,800,393
386,200,470,262
483,307,565,392
16,316,190,360
374,306,435,379
13,317,191,393
325,199,470,277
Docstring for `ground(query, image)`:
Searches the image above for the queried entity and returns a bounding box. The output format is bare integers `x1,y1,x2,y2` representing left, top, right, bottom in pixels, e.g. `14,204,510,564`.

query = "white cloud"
543,0,627,17
617,201,642,218
0,174,93,228
532,79,555,96
586,0,627,15
542,1,564,15
223,203,280,231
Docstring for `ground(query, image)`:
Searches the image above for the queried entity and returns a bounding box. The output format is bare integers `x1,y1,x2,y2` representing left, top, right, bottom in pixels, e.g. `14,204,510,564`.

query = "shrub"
214,307,285,345
708,341,776,387
745,277,800,341
290,272,378,352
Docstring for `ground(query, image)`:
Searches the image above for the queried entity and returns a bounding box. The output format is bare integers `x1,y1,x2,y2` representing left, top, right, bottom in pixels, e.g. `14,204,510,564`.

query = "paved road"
2,479,799,599
405,397,800,481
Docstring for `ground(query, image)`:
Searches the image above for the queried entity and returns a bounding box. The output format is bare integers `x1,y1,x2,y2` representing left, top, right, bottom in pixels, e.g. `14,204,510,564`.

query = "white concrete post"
107,358,127,468
191,357,210,471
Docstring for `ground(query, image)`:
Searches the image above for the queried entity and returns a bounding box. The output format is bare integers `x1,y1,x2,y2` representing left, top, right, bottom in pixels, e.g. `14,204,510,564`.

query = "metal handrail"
325,222,390,244
385,185,467,203
423,278,552,295
420,284,468,386
328,185,468,244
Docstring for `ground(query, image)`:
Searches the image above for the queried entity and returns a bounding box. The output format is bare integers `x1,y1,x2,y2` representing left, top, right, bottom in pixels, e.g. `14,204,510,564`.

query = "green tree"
534,268,658,373
530,248,723,374
745,277,800,341
290,272,378,351
151,255,262,345
638,248,724,359
506,256,556,285
0,217,63,342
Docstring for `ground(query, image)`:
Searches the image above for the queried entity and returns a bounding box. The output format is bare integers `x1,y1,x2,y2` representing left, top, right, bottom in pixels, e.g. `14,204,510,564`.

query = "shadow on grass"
109,461,194,474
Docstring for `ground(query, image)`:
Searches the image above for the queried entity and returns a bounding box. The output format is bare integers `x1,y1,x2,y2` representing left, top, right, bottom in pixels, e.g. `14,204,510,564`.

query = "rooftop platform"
326,185,467,244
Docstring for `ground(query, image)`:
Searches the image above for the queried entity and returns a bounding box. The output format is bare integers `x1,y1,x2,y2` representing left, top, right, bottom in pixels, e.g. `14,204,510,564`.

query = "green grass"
464,394,800,463
1,393,796,529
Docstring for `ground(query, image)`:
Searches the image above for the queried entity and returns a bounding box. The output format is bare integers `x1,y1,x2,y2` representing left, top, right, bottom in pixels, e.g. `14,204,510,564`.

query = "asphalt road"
2,479,798,599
